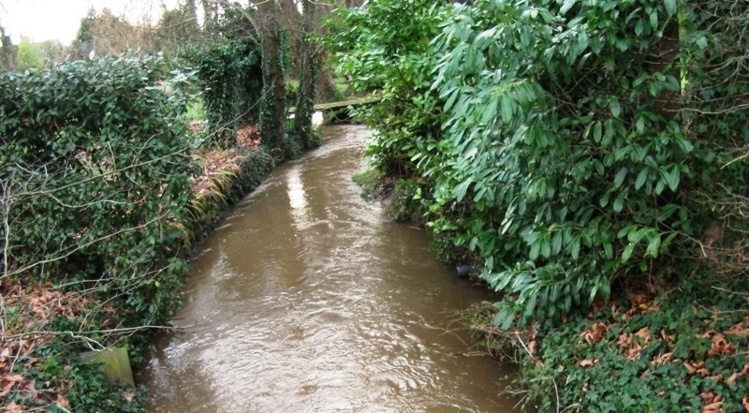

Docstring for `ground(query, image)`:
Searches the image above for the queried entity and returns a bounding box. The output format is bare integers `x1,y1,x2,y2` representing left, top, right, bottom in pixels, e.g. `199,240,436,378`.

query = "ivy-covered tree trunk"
294,0,319,149
0,26,16,71
259,0,287,155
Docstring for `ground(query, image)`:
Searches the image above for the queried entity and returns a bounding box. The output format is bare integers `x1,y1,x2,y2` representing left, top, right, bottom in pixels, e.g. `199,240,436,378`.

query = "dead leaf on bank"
742,396,749,412
582,322,608,344
627,291,650,306
708,333,737,357
703,401,724,413
651,351,673,365
708,374,723,383
660,329,675,342
55,394,71,410
635,326,650,340
726,373,739,386
122,391,136,402
0,374,26,398
528,340,538,355
700,392,724,412
579,358,598,367
726,320,749,337
616,327,651,360
685,361,710,377
2,401,22,413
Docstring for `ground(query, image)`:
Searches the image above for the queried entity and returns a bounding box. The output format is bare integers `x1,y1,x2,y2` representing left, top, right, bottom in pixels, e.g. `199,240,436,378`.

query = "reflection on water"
140,125,520,413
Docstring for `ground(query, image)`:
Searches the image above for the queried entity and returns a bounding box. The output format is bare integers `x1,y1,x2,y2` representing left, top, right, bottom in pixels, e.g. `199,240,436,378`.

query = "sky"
0,0,180,45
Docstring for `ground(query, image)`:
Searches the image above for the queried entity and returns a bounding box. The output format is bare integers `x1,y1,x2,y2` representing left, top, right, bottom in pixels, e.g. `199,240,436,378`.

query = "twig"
1,324,179,341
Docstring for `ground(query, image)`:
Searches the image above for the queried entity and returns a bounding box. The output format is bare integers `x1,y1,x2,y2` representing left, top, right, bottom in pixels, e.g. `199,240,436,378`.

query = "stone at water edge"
456,263,474,278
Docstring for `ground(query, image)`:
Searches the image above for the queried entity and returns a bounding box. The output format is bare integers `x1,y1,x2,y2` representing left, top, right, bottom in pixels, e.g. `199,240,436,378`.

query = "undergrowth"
467,270,749,412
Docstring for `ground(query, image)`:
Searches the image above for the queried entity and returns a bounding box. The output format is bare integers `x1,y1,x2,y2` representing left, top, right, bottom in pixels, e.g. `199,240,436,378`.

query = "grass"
186,99,206,122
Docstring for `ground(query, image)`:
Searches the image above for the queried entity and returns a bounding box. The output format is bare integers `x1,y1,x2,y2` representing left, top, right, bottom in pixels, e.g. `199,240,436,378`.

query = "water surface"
141,125,519,412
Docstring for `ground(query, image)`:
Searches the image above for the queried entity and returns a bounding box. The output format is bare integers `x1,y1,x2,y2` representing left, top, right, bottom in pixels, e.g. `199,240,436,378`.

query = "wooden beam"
288,95,381,113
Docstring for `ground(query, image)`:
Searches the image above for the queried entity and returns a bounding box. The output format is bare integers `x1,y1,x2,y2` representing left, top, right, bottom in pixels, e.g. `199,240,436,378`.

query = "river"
140,124,520,412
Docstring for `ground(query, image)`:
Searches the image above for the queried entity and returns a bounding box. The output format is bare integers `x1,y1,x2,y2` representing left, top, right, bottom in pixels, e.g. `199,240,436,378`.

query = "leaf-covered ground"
470,274,749,413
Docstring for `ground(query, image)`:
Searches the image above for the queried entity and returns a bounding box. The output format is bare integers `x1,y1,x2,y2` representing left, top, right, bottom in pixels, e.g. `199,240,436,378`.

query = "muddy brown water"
140,125,521,413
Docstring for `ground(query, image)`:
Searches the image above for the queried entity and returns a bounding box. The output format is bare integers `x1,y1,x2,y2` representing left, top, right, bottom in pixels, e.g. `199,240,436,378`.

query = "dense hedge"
0,55,195,328
331,0,749,410
330,0,749,326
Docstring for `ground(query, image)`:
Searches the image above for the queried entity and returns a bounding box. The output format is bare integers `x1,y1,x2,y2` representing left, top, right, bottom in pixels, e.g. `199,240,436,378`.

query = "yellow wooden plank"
80,346,135,387
288,95,380,113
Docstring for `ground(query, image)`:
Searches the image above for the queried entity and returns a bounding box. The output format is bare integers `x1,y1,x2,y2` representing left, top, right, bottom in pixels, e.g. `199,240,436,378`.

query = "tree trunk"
294,0,319,149
278,0,302,78
258,1,287,155
0,26,17,71
651,19,680,121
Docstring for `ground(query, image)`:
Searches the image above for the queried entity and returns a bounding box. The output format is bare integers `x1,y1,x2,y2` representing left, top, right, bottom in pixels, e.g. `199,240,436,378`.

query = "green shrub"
0,55,196,328
387,179,427,222
332,0,749,329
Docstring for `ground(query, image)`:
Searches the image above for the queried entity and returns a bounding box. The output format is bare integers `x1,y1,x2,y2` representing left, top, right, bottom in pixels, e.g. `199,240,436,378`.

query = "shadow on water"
139,125,523,413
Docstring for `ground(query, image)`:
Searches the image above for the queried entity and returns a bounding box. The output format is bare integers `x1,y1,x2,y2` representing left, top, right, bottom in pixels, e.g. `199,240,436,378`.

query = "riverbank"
0,124,282,412
365,176,749,412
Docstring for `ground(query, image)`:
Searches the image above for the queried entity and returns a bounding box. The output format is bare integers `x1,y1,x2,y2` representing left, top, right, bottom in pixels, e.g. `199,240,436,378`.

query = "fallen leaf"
652,352,673,365
703,400,724,412
628,292,649,306
635,326,650,341
700,391,716,402
582,322,608,344
579,358,598,367
707,374,723,382
660,329,675,342
726,373,739,386
625,341,644,360
2,375,25,383
3,401,22,413
685,361,710,377
726,318,749,337
55,394,71,409
708,333,737,357
528,340,538,355
617,332,630,349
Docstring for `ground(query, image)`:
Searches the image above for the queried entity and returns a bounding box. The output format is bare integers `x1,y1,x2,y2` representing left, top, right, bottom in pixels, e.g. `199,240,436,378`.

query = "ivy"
0,55,196,328
184,7,263,149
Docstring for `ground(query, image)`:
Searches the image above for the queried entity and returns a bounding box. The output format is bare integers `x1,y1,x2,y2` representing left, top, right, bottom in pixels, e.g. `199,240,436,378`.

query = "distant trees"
71,7,151,59
154,1,202,57
36,40,67,65
16,37,45,69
